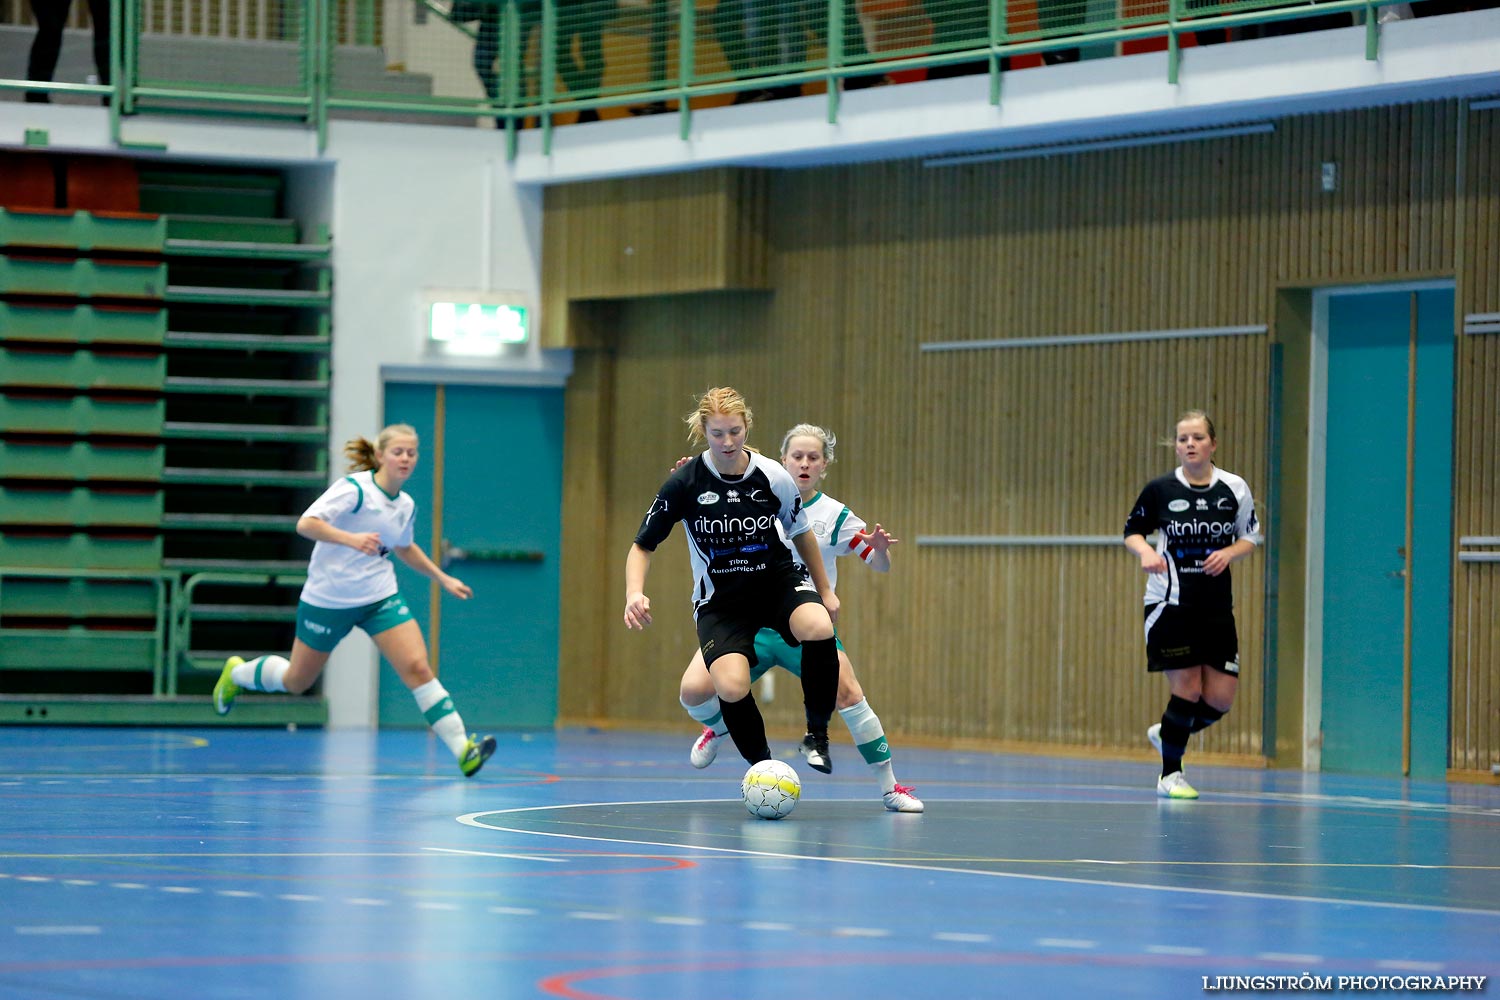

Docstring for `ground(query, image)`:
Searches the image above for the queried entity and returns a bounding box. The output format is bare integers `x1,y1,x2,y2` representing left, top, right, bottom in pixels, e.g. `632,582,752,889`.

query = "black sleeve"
633,470,686,551
1123,481,1158,538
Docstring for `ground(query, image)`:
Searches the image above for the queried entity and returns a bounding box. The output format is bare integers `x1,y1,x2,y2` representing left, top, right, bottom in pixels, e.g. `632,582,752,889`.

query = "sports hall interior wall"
549,98,1500,775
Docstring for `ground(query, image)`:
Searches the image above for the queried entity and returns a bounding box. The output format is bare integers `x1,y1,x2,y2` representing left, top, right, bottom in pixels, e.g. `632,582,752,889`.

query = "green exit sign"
428,302,528,346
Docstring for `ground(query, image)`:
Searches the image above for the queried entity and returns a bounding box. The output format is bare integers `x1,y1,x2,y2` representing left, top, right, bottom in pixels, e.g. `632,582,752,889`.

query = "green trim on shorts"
296,592,414,651
749,628,844,683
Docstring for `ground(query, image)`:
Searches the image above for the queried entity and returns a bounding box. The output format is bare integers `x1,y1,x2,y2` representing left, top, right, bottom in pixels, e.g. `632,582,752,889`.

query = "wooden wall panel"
554,101,1498,773
1450,104,1500,773
541,167,768,323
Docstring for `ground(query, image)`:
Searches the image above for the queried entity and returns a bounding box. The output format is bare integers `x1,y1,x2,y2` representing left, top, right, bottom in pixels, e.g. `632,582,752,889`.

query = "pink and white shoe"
689,726,729,768
882,783,924,813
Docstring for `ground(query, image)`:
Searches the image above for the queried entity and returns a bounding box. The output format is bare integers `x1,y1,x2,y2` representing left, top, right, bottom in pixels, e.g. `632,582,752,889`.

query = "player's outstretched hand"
859,524,899,553
441,574,473,599
668,456,691,474
623,592,653,630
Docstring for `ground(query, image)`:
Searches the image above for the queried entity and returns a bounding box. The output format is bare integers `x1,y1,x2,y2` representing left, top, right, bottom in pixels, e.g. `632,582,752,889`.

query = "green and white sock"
681,694,727,735
839,698,898,794
231,655,289,693
412,679,468,757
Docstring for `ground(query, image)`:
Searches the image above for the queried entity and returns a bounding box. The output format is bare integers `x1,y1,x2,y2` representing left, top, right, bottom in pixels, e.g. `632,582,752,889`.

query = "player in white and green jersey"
211,424,496,779
677,423,923,813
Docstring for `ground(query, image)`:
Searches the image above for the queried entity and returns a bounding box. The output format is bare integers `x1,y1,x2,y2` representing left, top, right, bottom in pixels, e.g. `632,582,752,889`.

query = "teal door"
1320,288,1453,779
379,381,563,730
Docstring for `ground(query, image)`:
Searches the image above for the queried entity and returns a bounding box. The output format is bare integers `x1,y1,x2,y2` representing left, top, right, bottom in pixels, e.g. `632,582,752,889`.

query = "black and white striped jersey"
634,450,811,614
1124,467,1260,610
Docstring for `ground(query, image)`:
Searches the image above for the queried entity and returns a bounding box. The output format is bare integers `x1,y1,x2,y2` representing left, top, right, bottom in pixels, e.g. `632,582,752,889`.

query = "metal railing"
0,567,178,696
0,566,313,703
0,0,1433,154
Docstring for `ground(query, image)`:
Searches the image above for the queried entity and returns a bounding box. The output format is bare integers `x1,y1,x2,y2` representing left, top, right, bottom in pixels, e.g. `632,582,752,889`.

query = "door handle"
440,538,543,568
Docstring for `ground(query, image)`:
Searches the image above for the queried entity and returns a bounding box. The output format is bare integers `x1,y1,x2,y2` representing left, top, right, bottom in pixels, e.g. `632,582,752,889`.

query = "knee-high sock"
230,655,289,693
799,638,837,731
718,692,771,765
1190,698,1226,733
1159,694,1197,776
839,698,897,793
411,679,469,758
681,693,726,736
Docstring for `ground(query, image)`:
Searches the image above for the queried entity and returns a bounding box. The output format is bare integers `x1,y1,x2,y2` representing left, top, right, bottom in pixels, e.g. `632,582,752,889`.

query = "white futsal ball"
742,759,801,820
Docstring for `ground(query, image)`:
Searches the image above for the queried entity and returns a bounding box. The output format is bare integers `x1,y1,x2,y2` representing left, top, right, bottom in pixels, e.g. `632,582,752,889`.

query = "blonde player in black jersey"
1123,410,1260,799
676,423,923,813
624,387,841,772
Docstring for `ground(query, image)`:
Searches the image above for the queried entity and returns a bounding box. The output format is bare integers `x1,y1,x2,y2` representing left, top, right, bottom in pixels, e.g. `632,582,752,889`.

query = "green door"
379,381,562,730
1320,287,1453,779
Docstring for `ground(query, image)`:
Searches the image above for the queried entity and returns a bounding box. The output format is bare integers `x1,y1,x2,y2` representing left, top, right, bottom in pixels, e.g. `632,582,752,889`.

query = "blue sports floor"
0,726,1496,1000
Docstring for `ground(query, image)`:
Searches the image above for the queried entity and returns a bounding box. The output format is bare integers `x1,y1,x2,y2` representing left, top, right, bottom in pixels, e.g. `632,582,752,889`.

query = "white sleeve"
302,477,360,523
831,507,868,557
766,460,810,540
1231,476,1261,545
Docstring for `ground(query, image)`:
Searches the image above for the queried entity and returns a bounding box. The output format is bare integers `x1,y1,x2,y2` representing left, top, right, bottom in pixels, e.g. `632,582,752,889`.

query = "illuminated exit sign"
428,301,529,346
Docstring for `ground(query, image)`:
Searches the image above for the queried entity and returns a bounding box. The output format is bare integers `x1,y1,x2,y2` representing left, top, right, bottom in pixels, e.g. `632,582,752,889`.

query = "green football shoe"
459,733,497,777
214,656,243,716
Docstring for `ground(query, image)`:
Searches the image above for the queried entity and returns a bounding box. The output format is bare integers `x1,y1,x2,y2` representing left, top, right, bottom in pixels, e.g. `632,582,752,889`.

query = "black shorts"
1143,602,1240,675
695,569,824,671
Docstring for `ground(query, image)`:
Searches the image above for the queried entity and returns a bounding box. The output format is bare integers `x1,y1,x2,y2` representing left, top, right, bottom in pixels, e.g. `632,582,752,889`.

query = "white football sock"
411,679,469,757
231,655,289,693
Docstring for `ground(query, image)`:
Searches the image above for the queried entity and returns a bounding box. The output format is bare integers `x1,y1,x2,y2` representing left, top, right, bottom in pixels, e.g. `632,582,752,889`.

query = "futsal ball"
742,759,800,820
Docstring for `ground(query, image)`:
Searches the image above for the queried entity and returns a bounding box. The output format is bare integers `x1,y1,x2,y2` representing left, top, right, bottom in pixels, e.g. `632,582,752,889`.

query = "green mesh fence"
0,0,1445,130
128,0,314,111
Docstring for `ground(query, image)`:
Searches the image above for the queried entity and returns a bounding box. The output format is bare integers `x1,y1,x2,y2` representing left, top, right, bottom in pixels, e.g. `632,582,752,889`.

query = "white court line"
934,932,993,943
456,800,1500,919
1257,952,1323,963
567,911,620,921
423,846,564,863
1146,945,1207,956
1379,960,1446,972
743,922,794,932
14,926,101,935
1038,938,1097,949
651,916,704,926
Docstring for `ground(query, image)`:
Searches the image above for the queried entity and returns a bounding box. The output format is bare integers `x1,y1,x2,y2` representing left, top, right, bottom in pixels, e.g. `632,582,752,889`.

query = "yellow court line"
0,736,210,754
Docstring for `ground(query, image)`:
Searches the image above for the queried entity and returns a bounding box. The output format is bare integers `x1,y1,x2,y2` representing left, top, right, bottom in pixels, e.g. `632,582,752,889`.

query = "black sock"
799,637,837,730
1190,698,1226,733
1159,695,1196,776
718,692,771,765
